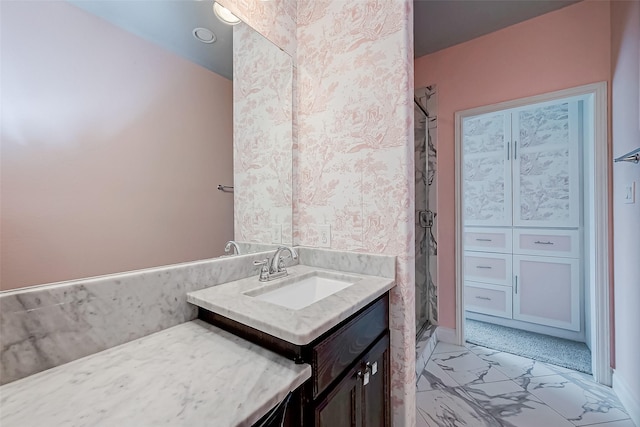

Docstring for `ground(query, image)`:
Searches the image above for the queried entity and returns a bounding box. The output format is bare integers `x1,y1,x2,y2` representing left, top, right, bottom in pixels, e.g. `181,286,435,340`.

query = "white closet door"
512,101,580,227
462,112,512,226
513,255,580,331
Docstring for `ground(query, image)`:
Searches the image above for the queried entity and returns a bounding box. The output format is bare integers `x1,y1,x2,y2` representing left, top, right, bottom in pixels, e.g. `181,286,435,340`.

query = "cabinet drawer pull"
475,238,493,242
475,296,491,301
476,266,492,269
358,366,370,386
534,240,554,245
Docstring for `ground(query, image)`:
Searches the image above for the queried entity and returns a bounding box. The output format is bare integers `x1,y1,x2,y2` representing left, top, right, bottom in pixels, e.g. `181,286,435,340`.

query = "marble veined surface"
417,342,632,427
187,264,395,345
0,251,281,385
0,320,311,427
295,247,396,279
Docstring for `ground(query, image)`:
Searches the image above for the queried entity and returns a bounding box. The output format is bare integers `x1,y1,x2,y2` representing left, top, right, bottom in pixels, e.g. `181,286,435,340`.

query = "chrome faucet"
253,246,298,282
224,240,241,255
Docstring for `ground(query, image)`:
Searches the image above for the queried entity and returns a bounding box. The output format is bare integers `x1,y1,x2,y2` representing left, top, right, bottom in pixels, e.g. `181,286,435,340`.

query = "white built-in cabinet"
463,99,582,334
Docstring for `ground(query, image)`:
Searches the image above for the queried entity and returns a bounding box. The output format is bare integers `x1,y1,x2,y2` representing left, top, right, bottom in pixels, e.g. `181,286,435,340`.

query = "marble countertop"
0,320,311,427
187,265,395,345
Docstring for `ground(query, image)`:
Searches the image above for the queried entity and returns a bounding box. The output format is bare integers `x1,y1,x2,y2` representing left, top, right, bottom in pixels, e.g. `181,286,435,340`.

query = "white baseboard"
613,370,640,426
435,327,457,344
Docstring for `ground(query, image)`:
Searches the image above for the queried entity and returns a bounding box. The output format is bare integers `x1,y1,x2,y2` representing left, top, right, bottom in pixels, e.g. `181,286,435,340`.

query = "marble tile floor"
417,342,634,427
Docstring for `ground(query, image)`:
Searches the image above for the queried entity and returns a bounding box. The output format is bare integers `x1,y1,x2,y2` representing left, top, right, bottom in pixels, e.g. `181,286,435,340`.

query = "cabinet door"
512,100,580,227
313,333,390,427
361,333,390,427
462,112,512,226
513,255,580,331
313,365,361,427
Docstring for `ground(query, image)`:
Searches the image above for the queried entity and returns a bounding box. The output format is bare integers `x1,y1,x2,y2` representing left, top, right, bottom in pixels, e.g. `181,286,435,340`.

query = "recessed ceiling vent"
192,27,216,44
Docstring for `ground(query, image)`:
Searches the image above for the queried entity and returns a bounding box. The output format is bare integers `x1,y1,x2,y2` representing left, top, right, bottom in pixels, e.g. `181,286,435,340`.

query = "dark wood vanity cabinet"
198,293,391,427
311,332,390,427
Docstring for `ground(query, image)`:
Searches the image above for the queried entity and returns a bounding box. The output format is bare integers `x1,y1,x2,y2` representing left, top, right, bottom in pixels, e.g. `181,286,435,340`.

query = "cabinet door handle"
507,142,510,160
534,240,554,245
475,296,491,301
515,275,518,294
514,140,518,159
475,238,493,242
476,265,492,269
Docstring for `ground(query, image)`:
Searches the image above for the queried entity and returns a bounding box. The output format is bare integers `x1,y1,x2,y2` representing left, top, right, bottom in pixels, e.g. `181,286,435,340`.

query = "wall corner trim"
613,370,640,426
435,327,457,345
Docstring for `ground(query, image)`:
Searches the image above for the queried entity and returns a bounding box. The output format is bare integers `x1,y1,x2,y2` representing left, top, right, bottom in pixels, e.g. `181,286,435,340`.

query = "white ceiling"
72,0,582,78
414,0,581,58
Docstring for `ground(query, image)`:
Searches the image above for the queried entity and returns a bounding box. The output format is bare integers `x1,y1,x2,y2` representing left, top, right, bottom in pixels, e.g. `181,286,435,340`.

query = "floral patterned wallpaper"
232,23,293,245
227,0,415,424
517,103,574,224
296,1,415,424
462,102,577,227
463,113,510,225
218,0,296,57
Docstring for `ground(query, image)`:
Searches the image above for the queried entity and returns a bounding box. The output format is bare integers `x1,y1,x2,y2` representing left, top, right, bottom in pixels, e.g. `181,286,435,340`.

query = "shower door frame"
414,91,431,337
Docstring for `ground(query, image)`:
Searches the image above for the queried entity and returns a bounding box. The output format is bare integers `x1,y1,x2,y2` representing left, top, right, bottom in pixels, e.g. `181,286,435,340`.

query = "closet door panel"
513,255,580,331
462,112,512,226
513,101,580,227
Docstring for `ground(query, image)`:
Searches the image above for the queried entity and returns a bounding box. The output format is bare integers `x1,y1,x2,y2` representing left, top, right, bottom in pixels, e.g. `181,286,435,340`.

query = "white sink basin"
245,272,356,310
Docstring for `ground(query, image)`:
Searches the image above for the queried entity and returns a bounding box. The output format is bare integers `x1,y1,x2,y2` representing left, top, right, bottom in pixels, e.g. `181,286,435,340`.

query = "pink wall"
0,2,234,290
611,0,640,420
415,0,612,328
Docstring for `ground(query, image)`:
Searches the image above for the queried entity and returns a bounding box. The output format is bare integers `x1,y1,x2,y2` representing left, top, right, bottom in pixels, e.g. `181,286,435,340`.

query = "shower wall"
415,86,438,333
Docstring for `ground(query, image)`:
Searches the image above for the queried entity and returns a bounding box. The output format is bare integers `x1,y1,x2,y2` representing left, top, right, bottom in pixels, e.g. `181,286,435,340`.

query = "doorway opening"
454,82,611,385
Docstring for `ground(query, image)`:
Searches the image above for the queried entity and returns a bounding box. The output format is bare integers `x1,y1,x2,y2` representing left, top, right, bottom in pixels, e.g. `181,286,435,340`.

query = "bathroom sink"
245,272,357,310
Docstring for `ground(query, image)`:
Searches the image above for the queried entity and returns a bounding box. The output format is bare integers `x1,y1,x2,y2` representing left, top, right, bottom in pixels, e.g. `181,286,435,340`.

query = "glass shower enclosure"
415,86,438,338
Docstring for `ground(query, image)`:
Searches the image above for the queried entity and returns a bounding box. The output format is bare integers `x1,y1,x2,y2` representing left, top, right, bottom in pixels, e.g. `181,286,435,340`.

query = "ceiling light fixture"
213,2,241,25
192,27,217,43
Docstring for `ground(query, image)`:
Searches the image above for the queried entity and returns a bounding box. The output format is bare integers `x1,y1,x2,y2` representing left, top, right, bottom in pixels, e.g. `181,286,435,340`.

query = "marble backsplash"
0,251,280,385
296,247,396,279
0,246,392,386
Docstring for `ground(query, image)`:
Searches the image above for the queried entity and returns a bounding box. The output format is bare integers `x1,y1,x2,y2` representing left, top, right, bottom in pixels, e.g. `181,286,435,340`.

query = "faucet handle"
254,259,270,282
277,256,287,273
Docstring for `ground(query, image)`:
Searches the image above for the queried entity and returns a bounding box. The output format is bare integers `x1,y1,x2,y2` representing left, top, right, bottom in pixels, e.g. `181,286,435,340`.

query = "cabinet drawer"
311,295,388,399
464,252,512,286
464,282,512,319
464,228,512,253
514,229,580,258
